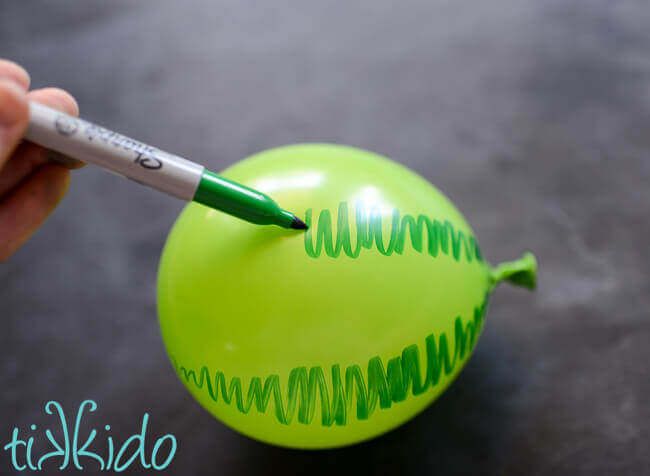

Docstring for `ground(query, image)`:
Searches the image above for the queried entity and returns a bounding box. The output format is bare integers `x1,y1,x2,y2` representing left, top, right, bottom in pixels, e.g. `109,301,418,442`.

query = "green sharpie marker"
24,102,308,230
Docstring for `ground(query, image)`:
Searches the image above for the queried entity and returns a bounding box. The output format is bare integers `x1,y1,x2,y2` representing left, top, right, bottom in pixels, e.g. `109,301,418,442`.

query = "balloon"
157,144,536,449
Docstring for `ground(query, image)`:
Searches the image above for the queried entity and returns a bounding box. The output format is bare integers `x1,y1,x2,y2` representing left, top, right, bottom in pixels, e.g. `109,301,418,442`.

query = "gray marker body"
25,102,204,201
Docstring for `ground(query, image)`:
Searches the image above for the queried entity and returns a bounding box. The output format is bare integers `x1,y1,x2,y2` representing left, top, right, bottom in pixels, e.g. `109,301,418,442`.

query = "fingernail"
0,79,28,129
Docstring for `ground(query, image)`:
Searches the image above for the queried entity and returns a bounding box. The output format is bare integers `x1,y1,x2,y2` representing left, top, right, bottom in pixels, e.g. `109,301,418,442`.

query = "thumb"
0,79,29,171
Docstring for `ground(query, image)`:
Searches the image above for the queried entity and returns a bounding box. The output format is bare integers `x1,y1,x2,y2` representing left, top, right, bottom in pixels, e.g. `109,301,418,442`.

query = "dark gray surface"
1,1,649,474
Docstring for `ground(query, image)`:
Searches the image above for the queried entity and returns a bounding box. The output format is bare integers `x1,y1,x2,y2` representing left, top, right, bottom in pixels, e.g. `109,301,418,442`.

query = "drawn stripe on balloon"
303,202,483,262
172,296,488,426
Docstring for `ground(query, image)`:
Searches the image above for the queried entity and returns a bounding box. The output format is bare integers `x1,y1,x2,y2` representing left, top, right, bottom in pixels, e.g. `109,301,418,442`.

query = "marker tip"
290,216,308,230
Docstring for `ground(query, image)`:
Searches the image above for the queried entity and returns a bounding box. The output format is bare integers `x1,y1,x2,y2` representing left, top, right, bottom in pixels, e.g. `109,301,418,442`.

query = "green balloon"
157,144,536,449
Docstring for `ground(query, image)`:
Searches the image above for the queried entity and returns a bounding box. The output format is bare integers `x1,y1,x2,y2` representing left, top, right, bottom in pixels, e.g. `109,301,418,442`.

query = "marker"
24,102,308,230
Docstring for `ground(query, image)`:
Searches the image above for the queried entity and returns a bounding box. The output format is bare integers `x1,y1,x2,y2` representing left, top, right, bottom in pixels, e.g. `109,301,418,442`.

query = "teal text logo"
2,400,176,472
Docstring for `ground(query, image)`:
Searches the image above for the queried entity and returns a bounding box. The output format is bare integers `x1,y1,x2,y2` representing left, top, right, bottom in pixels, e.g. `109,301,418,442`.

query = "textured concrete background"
1,0,649,474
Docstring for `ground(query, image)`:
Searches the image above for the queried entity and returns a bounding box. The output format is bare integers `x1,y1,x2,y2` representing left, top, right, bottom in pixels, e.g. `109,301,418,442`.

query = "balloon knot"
489,252,537,290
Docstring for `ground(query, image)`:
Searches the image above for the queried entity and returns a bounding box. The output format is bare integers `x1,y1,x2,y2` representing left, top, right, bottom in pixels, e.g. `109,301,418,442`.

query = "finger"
0,164,69,263
28,87,79,117
0,88,84,197
48,150,86,169
0,79,29,170
0,59,30,90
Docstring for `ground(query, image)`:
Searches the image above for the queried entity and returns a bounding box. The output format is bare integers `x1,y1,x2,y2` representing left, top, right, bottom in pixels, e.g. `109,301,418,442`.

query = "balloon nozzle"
489,252,537,290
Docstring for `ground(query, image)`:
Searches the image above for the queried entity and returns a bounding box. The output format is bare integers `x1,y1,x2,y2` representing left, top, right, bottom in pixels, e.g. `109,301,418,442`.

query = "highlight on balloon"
303,201,483,262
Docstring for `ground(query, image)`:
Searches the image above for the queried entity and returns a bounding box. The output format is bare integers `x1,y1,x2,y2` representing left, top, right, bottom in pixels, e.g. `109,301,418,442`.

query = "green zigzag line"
303,201,483,262
172,296,488,426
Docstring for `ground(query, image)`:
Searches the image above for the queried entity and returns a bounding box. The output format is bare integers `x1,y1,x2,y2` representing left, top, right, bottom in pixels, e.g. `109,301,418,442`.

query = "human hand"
0,59,83,263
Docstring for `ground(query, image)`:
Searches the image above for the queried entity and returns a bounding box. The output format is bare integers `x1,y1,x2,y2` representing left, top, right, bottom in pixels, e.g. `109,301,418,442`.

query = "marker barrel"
25,102,204,200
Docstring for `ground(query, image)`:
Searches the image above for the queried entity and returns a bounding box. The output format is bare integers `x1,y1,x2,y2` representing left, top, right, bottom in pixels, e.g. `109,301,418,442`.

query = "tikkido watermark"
2,400,177,472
